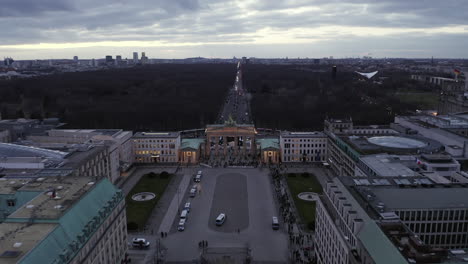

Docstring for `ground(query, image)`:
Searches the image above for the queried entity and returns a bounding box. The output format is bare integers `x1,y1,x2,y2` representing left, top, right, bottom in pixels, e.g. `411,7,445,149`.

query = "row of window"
135,150,176,155
134,139,176,143
135,143,176,149
284,143,326,148
283,156,326,162
283,138,326,143
135,157,177,162
284,149,325,155
396,209,468,222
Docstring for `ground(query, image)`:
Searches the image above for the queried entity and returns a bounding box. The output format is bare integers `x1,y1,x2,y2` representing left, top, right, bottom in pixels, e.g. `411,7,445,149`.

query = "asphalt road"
208,172,249,232
219,67,251,124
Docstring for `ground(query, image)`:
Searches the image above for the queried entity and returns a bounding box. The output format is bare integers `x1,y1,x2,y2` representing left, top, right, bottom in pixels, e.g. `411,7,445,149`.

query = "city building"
315,177,468,264
0,176,127,263
394,114,468,158
279,131,327,162
105,56,113,64
141,52,148,64
133,132,180,163
133,52,138,63
180,138,205,164
324,117,452,177
26,129,134,182
356,153,460,178
411,74,458,86
0,142,113,182
0,118,64,142
257,138,280,163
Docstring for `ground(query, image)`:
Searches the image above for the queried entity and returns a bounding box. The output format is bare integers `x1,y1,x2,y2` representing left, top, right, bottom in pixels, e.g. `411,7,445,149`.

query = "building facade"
280,131,327,162
133,132,180,163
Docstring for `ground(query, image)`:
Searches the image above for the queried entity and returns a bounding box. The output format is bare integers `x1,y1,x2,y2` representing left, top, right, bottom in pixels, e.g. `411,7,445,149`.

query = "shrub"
147,172,157,178
127,222,139,230
160,171,169,179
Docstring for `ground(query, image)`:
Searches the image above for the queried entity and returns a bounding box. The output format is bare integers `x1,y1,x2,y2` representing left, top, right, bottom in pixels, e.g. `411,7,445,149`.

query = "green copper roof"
357,221,408,264
258,138,280,150
19,178,124,264
181,138,205,150
0,191,42,222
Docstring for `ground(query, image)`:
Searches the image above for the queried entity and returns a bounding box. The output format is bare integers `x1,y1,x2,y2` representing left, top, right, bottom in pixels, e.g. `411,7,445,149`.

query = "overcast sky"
1,0,467,59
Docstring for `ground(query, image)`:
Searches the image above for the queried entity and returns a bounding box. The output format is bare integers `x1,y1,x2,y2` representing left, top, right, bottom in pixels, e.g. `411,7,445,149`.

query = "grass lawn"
285,173,323,231
126,172,172,231
395,92,439,109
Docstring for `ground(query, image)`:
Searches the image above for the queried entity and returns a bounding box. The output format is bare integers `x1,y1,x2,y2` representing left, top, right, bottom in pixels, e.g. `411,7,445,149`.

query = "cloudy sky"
1,0,467,59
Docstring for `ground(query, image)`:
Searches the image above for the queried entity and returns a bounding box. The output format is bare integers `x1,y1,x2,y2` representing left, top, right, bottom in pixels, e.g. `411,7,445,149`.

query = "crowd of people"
272,167,316,263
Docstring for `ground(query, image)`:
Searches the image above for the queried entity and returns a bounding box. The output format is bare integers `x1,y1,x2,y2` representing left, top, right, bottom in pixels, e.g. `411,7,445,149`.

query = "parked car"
194,174,202,182
132,238,150,248
178,219,186,231
215,213,226,226
184,202,191,213
189,188,197,197
272,216,279,230
180,209,188,219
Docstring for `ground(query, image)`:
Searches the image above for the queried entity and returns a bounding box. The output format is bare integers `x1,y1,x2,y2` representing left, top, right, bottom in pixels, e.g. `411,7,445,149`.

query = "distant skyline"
1,0,467,60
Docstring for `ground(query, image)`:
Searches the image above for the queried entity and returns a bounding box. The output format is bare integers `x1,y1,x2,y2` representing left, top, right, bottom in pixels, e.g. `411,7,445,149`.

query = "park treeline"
0,63,435,131
0,64,235,131
244,64,436,131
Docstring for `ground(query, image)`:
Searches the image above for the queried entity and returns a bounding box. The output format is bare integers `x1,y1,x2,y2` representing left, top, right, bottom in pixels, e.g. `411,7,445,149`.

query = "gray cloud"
0,0,467,58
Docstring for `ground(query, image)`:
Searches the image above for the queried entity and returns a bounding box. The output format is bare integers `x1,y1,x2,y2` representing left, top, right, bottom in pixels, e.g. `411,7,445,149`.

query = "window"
7,199,16,207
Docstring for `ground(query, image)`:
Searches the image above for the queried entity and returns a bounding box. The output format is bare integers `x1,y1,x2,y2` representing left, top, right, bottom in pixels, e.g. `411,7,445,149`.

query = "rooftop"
360,154,419,177
343,134,443,155
0,143,68,160
0,223,57,264
280,131,325,138
6,177,96,220
180,138,205,150
257,138,280,150
133,131,180,138
365,186,468,210
0,177,123,264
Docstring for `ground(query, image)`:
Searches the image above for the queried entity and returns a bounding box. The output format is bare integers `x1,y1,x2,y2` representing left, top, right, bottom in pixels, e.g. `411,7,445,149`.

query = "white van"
180,209,188,219
215,213,226,226
197,170,203,176
184,202,191,213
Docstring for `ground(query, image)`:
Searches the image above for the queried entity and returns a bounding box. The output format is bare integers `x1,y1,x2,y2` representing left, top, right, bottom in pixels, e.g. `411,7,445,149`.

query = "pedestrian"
237,228,240,234
165,232,167,237
160,231,163,238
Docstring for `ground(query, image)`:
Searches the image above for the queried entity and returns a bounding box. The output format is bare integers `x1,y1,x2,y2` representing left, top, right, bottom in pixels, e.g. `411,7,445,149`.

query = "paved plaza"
126,168,288,263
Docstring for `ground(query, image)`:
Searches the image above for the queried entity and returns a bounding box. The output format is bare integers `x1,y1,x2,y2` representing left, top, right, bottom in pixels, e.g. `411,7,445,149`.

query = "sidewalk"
157,173,192,234
271,167,316,263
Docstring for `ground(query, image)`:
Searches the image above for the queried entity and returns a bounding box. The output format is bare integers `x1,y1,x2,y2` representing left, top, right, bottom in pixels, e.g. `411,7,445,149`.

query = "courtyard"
285,172,323,231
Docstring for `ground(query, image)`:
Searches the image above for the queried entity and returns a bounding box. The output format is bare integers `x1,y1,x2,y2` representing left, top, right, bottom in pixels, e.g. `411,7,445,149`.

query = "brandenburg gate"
205,119,256,157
